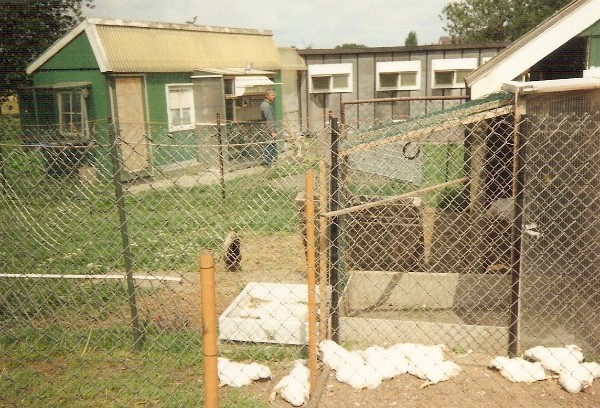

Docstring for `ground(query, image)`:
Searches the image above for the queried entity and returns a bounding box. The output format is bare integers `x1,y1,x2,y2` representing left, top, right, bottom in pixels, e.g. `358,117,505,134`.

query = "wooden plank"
323,177,469,218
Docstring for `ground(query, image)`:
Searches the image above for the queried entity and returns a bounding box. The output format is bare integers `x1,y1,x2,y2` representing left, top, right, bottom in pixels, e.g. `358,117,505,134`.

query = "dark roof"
297,42,509,56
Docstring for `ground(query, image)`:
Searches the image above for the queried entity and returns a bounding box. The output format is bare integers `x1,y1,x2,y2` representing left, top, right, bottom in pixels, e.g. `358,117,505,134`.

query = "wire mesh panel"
0,117,329,407
520,90,600,354
3,89,600,407
335,94,516,357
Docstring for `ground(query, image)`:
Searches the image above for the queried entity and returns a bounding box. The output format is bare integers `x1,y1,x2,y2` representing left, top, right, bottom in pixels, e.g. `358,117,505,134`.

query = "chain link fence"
2,89,600,408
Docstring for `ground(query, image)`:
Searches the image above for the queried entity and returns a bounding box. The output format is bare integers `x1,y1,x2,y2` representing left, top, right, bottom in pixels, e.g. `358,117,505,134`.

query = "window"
376,61,421,91
167,84,195,131
57,89,89,138
431,58,478,89
308,63,353,93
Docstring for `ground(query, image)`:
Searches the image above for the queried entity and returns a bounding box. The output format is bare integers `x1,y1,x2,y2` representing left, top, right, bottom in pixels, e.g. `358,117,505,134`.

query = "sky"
82,0,451,49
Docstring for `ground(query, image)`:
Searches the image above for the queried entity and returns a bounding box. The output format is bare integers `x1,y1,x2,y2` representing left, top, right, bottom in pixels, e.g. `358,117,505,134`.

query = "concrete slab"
340,316,508,354
343,271,459,311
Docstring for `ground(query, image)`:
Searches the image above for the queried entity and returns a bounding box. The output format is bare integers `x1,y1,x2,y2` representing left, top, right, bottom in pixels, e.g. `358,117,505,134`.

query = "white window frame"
376,61,421,91
308,63,353,93
166,84,195,131
57,89,89,138
431,58,478,89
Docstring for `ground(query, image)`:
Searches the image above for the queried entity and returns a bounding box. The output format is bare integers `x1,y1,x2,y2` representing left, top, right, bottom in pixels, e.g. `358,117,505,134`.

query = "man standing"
260,90,277,166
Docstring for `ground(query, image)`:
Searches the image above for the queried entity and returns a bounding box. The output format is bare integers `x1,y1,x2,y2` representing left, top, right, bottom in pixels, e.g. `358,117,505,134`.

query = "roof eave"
298,42,509,55
466,0,600,97
502,77,600,95
85,17,273,37
85,23,111,72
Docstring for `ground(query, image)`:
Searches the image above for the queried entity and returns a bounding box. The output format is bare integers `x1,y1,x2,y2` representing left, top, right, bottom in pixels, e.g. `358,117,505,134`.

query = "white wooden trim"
376,61,421,91
166,83,196,132
502,77,600,95
308,63,352,76
432,58,477,71
85,23,111,72
468,0,600,98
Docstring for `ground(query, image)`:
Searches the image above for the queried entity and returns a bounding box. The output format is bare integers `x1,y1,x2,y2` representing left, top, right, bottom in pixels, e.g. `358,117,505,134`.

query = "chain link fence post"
108,119,143,351
328,114,342,343
508,96,527,357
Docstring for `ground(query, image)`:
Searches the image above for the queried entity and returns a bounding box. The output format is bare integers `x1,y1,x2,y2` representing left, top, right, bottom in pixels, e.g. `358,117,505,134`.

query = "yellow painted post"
305,169,318,398
199,249,219,408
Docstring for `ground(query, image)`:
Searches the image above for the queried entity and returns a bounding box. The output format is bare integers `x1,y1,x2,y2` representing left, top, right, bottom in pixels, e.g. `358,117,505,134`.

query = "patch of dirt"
137,233,308,331
139,233,600,407
261,351,600,408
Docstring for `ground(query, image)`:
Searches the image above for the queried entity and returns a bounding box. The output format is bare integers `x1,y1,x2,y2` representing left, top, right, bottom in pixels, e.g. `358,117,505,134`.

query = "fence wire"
1,95,600,408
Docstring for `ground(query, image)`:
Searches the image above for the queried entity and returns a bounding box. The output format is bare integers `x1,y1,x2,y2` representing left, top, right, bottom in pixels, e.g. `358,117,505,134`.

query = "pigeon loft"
219,282,327,345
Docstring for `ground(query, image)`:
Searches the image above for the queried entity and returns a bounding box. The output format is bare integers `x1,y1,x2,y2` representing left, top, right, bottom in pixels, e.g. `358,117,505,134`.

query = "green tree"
404,31,418,46
0,0,94,99
441,0,572,43
334,43,368,49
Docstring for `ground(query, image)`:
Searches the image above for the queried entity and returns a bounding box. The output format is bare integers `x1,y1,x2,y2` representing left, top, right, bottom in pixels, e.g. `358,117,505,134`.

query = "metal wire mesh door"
519,89,600,354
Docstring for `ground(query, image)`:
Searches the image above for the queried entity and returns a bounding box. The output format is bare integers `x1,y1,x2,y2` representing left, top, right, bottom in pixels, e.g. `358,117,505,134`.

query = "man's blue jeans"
264,141,277,166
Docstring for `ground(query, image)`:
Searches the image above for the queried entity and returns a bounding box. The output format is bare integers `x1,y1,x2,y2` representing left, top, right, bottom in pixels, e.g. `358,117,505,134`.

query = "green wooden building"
20,17,287,176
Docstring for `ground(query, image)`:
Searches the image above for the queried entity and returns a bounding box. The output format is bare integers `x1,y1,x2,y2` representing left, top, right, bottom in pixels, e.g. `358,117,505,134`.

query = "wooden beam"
322,177,469,218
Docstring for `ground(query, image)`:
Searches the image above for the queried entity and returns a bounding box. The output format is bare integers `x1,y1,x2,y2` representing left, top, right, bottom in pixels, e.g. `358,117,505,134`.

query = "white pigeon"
363,345,402,380
384,345,411,376
488,356,548,383
408,359,462,388
558,362,596,393
217,357,271,388
335,360,384,391
319,340,363,371
241,362,272,380
391,343,447,367
269,359,310,407
582,362,600,378
524,345,584,373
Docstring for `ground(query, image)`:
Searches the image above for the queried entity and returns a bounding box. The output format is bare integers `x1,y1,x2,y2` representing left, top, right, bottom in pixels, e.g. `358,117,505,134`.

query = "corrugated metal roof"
27,18,282,74
96,24,281,72
192,68,274,76
278,47,307,71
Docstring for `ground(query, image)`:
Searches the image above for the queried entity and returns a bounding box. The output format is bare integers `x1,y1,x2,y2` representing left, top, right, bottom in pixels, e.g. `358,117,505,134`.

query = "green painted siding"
25,32,112,175
26,32,111,141
33,70,110,122
145,73,199,166
589,36,600,68
581,20,600,37
145,73,192,123
39,33,99,71
581,21,600,68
